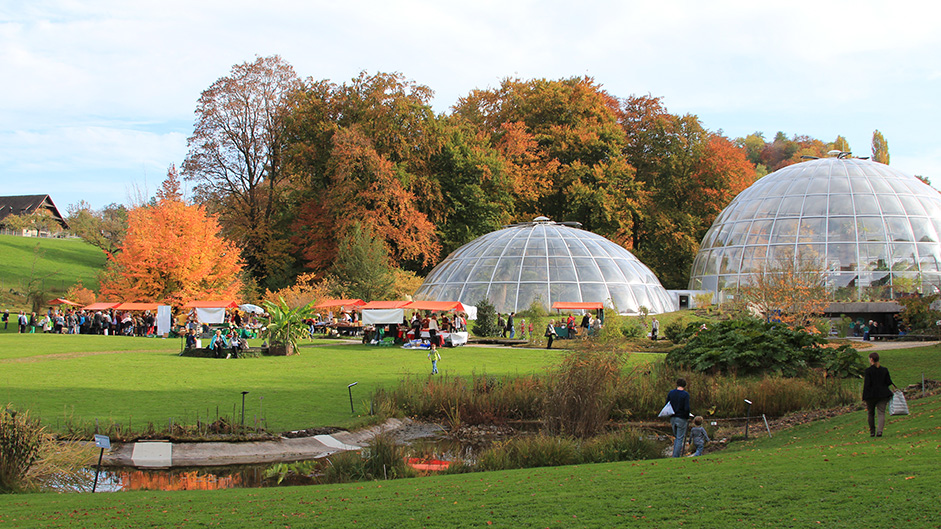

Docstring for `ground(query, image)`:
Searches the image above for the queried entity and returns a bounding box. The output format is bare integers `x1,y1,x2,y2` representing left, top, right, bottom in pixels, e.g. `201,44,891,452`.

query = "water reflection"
92,466,269,492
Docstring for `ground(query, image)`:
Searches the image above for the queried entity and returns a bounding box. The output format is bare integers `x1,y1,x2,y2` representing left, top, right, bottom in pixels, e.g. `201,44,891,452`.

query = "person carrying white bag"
862,352,899,438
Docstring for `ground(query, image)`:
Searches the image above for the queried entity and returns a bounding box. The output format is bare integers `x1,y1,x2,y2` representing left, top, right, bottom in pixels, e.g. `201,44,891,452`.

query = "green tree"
66,201,128,254
331,222,395,301
872,129,890,164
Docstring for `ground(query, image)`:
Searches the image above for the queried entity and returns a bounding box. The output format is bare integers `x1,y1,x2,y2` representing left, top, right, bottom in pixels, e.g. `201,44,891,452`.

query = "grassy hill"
0,234,107,311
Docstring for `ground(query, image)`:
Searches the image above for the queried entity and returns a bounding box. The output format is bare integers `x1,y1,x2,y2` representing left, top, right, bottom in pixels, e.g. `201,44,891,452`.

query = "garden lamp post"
348,382,358,414
744,399,753,439
241,391,249,428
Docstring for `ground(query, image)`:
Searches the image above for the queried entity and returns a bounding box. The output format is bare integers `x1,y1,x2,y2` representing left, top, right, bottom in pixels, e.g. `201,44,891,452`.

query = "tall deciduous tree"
183,55,301,289
100,168,244,307
872,129,890,164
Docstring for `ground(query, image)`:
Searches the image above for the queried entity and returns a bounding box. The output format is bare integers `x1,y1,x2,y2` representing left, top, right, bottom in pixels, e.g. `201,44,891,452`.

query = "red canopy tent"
115,302,160,311
183,300,239,309
84,302,121,311
47,298,80,306
360,300,411,310
551,302,604,310
313,299,366,309
404,301,467,312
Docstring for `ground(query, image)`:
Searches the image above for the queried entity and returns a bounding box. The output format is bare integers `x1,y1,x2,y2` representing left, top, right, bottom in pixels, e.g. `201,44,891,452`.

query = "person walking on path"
666,378,691,457
545,320,558,349
651,317,659,340
862,352,897,437
428,349,441,374
507,312,515,339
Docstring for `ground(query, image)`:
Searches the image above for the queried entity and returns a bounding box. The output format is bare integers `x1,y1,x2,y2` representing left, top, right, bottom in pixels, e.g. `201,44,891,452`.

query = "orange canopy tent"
360,300,411,310
84,302,121,311
47,298,80,306
404,301,467,312
551,302,604,310
313,299,366,309
183,300,239,309
115,302,160,311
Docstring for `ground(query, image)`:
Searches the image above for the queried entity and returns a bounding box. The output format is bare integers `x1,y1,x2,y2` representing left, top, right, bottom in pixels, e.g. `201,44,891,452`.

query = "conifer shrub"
471,298,501,337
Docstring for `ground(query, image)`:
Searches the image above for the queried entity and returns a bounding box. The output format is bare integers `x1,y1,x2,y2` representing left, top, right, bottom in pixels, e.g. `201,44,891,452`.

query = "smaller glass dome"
414,218,675,314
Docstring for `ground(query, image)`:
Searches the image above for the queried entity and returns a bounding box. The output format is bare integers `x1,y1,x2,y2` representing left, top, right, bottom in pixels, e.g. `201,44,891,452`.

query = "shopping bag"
889,390,909,416
658,401,674,418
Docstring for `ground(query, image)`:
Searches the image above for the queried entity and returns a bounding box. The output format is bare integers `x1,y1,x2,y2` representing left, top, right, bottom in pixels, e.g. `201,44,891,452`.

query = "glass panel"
579,283,609,306
850,176,873,193
616,259,642,283
719,247,743,274
798,217,827,242
746,219,774,244
898,195,926,216
523,240,547,256
726,222,750,246
828,243,857,271
547,257,577,282
778,196,804,216
754,197,782,218
446,259,478,283
595,258,625,282
917,243,941,271
801,195,827,215
828,195,855,216
605,284,633,313
768,244,795,264
828,217,856,243
828,177,850,194
868,177,894,194
630,285,650,311
703,250,719,275
501,237,527,257
857,217,886,241
467,258,499,282
884,217,914,242
462,284,492,309
859,243,889,271
564,237,590,257
796,244,826,265
492,257,523,282
572,258,603,282
519,256,546,282
877,194,905,215
919,196,941,218
516,283,547,313
784,177,810,196
549,282,580,305
771,218,799,243
853,194,881,215
889,243,916,271
888,179,913,194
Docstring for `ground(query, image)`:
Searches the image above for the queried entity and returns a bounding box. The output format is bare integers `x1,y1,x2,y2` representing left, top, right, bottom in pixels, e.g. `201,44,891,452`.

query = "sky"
2,0,940,211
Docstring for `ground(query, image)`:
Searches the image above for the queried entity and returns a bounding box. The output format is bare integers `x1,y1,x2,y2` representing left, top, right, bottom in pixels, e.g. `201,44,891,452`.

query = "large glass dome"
689,156,941,298
414,218,675,314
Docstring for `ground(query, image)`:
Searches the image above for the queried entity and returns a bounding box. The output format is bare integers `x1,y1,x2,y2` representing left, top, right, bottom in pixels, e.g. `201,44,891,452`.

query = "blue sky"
2,0,939,211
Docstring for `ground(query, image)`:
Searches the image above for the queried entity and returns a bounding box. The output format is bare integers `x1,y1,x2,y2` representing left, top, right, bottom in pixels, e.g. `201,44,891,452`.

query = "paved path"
102,418,413,468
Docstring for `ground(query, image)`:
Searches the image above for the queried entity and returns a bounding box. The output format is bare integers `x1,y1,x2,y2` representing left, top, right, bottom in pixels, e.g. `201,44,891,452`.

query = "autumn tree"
620,95,756,288
738,251,828,329
100,167,244,307
183,55,302,289
285,71,443,273
831,135,851,153
331,222,396,301
872,129,890,164
66,201,128,254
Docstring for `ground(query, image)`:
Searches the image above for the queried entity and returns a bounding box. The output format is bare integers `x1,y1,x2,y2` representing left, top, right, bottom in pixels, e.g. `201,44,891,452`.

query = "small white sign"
94,434,111,450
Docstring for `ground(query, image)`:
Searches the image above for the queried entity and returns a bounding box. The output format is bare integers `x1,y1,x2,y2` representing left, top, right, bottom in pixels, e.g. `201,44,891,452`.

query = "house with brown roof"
0,195,69,236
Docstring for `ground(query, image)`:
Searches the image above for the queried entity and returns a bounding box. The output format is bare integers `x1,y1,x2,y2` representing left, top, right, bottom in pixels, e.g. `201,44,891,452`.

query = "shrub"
1,406,44,493
665,318,858,377
620,320,643,339
663,317,686,343
581,428,662,463
476,434,580,471
835,314,852,338
822,344,866,378
322,434,414,484
471,299,501,337
544,350,622,438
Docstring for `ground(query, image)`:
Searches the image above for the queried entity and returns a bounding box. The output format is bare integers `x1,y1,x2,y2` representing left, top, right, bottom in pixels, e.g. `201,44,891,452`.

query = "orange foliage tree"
99,167,244,307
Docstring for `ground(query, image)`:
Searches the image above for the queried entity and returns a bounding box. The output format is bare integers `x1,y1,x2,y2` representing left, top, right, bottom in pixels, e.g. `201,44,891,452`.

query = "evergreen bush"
471,298,501,337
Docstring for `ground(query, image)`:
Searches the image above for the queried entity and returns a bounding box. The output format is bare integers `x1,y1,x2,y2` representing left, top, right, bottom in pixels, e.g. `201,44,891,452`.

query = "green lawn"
0,334,584,433
0,389,937,527
0,234,106,293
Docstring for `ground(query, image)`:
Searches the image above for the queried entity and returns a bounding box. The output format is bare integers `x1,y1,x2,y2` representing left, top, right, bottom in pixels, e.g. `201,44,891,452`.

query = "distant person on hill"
2,309,8,330
666,378,691,457
862,352,897,437
18,311,28,333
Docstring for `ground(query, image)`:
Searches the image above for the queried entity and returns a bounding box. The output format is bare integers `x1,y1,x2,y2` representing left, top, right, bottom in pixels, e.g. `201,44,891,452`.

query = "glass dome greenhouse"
689,156,941,299
414,217,675,314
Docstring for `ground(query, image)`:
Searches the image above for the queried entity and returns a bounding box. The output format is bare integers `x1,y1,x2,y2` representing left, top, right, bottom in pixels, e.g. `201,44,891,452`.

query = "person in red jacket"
862,352,897,437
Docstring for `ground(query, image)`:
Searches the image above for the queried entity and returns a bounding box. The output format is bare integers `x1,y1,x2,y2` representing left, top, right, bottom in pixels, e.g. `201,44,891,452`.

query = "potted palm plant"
262,297,315,356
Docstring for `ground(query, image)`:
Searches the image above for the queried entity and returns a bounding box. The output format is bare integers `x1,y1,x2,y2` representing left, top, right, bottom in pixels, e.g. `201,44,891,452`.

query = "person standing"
666,378,691,458
545,320,558,349
498,313,506,338
428,314,440,354
18,311,28,333
688,416,710,456
651,317,660,341
862,352,897,437
507,312,515,339
2,309,8,330
428,348,441,374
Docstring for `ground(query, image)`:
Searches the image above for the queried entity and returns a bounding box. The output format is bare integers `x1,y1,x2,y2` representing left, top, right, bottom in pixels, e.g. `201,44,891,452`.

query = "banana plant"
261,297,315,355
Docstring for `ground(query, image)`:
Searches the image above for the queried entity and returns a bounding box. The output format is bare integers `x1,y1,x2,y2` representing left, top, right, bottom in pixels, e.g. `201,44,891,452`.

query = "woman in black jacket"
862,352,897,437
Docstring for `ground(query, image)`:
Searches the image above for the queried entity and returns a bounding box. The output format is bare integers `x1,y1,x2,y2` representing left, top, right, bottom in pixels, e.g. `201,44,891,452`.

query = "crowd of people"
3,307,159,336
